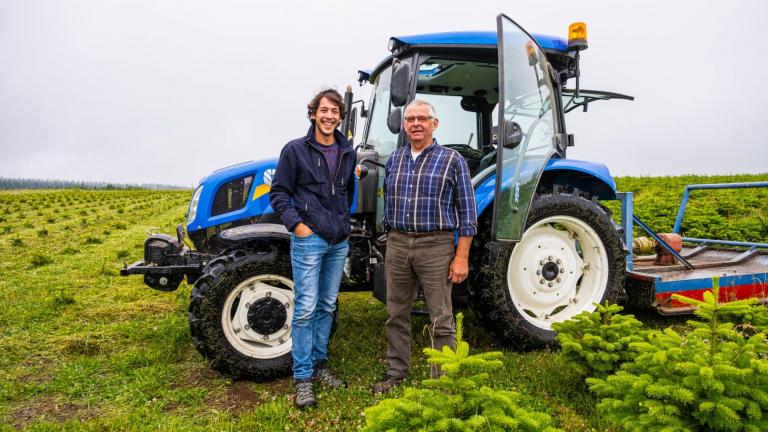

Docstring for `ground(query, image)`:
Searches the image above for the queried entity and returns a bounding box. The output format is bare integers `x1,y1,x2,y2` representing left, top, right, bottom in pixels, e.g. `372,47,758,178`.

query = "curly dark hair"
307,89,346,121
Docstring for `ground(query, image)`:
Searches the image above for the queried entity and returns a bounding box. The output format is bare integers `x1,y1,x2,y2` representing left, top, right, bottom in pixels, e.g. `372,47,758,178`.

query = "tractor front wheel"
189,247,300,380
472,191,626,349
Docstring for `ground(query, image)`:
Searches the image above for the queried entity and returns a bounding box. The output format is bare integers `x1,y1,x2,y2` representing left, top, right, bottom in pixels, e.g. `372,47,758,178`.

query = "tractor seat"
476,125,499,172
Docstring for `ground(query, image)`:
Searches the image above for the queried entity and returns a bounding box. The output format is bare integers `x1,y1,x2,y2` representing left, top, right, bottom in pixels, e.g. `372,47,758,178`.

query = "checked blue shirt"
383,140,477,237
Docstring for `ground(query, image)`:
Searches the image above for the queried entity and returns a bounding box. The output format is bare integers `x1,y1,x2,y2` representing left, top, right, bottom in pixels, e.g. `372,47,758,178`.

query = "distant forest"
0,177,188,190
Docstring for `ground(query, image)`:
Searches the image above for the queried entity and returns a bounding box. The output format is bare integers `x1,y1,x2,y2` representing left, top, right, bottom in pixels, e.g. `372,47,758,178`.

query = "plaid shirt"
383,140,477,237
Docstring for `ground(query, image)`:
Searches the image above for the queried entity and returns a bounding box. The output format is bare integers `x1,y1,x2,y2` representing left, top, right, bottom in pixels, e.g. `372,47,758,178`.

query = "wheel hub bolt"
556,259,561,265
283,324,289,330
234,328,241,333
265,291,272,298
548,256,553,261
539,279,545,284
244,324,250,330
560,268,565,273
536,270,541,275
245,303,251,309
556,277,561,283
540,260,545,265
262,335,269,341
548,282,553,287
285,303,291,309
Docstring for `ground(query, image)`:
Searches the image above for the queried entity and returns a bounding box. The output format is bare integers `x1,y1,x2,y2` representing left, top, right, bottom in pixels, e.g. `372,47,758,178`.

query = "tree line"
0,177,187,190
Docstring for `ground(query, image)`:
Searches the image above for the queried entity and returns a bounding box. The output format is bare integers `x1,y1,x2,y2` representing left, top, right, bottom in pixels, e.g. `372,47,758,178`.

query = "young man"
269,89,356,409
372,99,477,394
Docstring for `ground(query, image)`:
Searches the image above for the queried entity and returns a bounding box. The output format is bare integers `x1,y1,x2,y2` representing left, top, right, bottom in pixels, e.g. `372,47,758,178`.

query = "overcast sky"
1,0,766,187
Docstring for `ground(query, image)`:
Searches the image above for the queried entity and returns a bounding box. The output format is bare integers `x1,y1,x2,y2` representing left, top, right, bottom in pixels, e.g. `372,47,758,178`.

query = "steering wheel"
442,144,482,159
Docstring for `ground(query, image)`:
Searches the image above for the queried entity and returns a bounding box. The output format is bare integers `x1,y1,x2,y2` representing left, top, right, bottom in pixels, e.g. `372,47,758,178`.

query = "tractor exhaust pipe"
341,85,353,137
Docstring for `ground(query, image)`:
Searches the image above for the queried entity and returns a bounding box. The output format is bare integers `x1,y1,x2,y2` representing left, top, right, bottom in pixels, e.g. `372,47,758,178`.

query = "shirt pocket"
420,169,453,200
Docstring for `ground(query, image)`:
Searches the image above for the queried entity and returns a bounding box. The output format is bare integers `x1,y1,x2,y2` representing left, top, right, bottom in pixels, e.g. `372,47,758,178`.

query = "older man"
372,99,477,394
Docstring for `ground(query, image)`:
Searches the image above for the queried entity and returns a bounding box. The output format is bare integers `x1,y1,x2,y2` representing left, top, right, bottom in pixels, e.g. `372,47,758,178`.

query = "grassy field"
0,174,766,431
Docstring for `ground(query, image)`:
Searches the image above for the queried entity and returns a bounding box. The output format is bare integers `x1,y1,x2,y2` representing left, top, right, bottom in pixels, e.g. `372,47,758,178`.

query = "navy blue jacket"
269,125,356,245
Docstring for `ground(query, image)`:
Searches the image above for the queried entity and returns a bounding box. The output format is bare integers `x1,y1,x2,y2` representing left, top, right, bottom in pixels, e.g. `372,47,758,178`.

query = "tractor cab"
354,17,631,239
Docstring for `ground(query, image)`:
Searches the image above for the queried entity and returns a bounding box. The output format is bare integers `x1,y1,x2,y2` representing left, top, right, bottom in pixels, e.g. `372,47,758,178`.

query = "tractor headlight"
187,185,203,224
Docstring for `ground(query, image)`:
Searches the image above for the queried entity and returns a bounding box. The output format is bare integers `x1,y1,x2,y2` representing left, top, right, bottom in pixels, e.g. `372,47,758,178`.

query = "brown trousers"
384,231,456,378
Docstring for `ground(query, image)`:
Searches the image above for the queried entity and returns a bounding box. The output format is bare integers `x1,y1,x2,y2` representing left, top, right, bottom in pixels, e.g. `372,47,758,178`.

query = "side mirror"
503,120,523,149
390,60,411,107
387,107,402,134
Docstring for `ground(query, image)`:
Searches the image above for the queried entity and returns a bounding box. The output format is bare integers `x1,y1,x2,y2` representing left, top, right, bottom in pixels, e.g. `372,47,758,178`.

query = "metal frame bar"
618,191,694,270
617,192,634,271
672,182,768,249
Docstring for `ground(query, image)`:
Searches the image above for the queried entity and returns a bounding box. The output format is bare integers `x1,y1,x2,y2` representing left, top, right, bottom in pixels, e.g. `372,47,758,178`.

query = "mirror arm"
351,99,368,117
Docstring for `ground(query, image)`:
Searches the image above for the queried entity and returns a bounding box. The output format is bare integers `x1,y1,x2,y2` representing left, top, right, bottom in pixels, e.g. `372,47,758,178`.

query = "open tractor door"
480,15,626,347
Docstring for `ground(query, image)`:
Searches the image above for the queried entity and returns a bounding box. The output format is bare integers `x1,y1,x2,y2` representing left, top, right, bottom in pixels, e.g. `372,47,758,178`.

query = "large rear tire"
189,247,303,380
472,191,626,349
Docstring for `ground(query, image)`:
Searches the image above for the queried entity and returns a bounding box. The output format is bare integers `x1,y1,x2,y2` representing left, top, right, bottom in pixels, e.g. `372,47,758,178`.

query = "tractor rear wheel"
472,191,626,349
189,246,334,380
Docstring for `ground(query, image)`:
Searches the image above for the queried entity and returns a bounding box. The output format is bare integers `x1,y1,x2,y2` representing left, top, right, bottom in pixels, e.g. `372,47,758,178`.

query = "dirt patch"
167,364,293,414
203,380,267,413
8,395,98,430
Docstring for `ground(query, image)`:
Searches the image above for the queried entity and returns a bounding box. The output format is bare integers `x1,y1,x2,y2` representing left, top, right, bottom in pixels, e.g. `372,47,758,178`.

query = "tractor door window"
211,175,254,217
364,66,399,157
417,94,479,149
415,58,498,174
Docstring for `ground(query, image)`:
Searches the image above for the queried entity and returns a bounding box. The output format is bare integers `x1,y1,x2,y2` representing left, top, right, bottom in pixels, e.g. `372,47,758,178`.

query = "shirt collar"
304,124,352,152
409,139,439,155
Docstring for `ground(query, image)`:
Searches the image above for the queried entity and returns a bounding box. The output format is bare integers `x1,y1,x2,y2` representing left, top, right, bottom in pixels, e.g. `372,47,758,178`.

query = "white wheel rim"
221,274,294,359
507,215,609,330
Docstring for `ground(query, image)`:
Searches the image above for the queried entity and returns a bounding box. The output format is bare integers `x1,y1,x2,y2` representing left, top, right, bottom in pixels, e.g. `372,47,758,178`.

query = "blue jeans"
290,232,349,380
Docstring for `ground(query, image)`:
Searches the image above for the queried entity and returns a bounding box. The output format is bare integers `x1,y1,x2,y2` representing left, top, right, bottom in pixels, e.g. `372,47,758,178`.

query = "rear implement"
620,182,768,314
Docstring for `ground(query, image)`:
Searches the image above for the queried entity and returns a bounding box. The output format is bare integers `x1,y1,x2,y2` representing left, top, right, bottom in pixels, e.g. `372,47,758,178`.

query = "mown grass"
0,174,765,431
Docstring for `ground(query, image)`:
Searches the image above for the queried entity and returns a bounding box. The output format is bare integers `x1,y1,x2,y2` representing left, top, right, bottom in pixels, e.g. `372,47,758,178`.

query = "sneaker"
314,363,347,388
371,375,405,395
294,379,316,409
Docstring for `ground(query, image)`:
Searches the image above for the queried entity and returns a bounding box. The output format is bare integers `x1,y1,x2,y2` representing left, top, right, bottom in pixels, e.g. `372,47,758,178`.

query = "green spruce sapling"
587,277,768,432
553,301,645,377
362,313,563,432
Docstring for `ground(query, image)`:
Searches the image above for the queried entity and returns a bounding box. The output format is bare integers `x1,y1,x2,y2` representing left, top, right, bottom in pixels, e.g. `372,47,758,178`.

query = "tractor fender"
472,158,617,217
538,159,617,200
218,223,291,253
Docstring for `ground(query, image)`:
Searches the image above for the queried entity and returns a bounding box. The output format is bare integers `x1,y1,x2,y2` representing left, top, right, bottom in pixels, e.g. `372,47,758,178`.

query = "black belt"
393,230,452,238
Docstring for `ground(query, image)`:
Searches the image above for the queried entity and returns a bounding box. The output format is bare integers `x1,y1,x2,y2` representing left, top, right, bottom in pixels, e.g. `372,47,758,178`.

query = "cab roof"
391,31,568,52
364,31,570,82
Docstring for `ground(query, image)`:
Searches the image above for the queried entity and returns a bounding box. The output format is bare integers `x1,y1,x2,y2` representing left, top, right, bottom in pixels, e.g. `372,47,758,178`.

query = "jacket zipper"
332,149,352,196
308,141,352,241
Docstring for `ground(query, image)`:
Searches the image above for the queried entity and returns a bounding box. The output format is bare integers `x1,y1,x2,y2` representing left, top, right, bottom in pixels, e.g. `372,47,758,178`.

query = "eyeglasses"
403,115,433,124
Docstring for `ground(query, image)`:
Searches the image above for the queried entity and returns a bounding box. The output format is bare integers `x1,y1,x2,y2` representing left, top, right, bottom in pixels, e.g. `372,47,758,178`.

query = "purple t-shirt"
317,142,340,179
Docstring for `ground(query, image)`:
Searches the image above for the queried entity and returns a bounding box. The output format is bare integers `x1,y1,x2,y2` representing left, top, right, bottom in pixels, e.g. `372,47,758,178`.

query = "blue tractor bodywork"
184,156,617,250
390,31,569,51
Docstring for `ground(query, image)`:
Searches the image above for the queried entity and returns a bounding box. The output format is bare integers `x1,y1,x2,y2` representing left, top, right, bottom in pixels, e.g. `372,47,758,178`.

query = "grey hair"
404,99,438,119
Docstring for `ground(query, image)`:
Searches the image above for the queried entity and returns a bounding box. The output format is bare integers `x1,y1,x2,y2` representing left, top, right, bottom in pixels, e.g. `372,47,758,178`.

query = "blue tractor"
122,16,636,379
